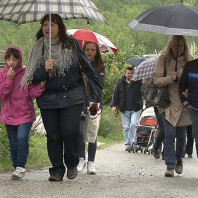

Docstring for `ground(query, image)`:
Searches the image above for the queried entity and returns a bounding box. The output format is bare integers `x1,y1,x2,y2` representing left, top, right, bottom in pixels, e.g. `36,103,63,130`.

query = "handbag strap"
164,58,167,77
71,38,84,71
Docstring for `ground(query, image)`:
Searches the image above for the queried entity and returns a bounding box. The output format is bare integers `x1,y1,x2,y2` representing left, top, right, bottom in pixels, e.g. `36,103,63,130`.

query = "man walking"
180,59,198,158
112,67,143,151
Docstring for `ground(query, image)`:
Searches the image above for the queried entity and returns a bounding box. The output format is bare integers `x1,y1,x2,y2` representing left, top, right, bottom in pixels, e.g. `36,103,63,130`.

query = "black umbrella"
125,57,148,67
128,1,198,36
128,0,198,75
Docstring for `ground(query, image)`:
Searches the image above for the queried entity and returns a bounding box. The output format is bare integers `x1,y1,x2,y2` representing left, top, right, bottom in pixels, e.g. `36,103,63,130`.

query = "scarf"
20,37,73,86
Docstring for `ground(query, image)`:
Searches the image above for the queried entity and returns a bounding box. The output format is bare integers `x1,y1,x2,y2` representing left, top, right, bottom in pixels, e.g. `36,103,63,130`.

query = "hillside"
0,0,197,103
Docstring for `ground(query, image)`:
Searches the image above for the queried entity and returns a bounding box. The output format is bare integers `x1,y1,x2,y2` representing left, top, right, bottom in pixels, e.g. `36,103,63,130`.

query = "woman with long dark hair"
77,42,105,174
21,14,101,181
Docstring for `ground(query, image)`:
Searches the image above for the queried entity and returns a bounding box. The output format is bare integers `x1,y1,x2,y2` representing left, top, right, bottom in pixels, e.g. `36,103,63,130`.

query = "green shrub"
0,124,10,162
98,106,123,138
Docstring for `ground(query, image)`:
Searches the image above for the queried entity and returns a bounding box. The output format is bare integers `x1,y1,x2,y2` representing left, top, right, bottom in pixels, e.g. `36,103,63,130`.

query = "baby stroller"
131,107,158,154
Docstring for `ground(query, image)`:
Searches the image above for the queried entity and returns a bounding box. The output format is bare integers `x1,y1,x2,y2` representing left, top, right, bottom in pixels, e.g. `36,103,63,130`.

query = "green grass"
0,134,50,172
26,135,50,170
97,106,124,148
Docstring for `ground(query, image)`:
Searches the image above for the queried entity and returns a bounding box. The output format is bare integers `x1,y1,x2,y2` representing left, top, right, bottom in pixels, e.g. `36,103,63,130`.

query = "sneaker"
175,160,183,174
153,148,160,159
11,167,26,179
77,158,86,172
87,161,96,174
165,168,174,177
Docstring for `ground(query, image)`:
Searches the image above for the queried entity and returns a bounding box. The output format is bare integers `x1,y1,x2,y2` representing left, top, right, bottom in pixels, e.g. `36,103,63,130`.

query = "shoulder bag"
141,61,170,108
72,39,102,102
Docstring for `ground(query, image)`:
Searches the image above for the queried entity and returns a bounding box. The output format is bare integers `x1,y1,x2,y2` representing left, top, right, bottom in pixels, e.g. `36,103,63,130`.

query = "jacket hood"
5,46,23,73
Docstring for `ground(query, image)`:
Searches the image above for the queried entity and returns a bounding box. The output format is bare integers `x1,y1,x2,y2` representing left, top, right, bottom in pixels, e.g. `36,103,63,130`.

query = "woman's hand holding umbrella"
45,59,55,78
45,59,54,72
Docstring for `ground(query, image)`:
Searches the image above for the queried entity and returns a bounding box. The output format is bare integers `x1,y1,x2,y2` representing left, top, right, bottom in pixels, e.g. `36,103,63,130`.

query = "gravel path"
0,143,198,198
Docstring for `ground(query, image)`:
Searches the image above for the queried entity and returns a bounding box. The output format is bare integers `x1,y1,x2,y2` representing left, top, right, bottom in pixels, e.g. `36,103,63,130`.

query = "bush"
0,124,10,162
98,105,123,138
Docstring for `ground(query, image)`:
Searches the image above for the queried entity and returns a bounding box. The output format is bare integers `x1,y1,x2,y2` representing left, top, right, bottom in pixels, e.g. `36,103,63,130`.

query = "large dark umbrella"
126,57,148,67
128,1,198,73
128,1,198,36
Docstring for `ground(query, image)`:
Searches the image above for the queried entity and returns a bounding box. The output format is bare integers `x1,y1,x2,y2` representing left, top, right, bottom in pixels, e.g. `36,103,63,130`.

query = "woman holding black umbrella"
153,35,192,177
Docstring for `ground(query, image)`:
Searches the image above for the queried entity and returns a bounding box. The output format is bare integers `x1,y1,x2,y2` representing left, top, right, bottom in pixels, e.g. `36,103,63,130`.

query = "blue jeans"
121,110,141,146
6,122,32,168
161,113,186,169
190,109,198,145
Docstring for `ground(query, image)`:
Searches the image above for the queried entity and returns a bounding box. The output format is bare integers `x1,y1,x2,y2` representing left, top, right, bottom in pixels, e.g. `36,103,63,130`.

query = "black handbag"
141,61,170,108
72,39,102,102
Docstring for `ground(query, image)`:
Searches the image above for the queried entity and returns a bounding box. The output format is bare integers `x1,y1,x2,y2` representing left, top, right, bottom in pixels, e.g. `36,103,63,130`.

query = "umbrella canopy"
67,29,118,55
128,3,198,36
0,0,108,24
132,54,160,81
0,0,108,59
126,57,148,67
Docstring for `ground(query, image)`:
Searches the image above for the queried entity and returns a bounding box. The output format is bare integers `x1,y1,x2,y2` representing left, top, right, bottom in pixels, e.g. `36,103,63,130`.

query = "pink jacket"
0,47,45,125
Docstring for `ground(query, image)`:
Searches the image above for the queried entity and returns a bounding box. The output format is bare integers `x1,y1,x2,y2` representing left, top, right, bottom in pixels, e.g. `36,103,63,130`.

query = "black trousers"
41,104,83,176
79,120,97,162
153,107,165,150
186,125,194,155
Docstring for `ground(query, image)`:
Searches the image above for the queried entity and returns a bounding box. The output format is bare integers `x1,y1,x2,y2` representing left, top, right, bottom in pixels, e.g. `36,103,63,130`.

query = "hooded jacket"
0,46,45,125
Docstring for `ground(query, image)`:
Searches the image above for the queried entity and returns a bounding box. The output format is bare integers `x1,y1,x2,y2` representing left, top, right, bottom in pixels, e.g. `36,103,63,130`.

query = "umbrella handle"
49,13,51,59
48,13,53,78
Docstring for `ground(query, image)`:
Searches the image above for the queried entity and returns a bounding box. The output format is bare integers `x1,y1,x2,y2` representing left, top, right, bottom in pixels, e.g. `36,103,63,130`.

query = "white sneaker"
87,161,96,174
11,167,26,179
77,158,86,172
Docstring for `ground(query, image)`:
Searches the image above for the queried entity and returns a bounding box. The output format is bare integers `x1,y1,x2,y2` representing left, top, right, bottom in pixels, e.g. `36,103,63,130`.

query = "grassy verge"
97,106,124,148
0,105,123,172
0,135,50,172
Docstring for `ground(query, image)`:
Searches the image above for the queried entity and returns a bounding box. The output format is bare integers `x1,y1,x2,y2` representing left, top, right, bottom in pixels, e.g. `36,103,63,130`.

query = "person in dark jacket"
180,58,198,158
20,14,101,182
185,125,194,158
111,67,143,151
77,41,105,174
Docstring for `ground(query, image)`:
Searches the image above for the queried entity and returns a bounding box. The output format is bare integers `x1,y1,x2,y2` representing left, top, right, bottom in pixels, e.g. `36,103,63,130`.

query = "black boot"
196,144,198,158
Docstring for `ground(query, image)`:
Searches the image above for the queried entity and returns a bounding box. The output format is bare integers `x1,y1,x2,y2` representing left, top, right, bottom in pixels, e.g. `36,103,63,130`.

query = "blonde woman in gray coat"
153,35,192,177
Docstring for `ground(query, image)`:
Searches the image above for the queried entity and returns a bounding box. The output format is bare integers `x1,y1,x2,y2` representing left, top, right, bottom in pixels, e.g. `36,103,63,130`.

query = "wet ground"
0,143,198,198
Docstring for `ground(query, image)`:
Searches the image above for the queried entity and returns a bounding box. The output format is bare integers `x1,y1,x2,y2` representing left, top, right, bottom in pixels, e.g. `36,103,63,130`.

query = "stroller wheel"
128,148,132,153
135,147,139,153
148,149,152,155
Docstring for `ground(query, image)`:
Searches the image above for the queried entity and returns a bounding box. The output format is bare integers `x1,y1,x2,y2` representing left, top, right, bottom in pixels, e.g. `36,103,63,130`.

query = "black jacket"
180,59,198,109
32,39,101,109
111,76,143,113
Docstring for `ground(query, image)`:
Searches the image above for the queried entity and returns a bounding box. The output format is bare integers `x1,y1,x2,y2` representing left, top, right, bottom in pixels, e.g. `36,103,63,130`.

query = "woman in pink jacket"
0,46,45,179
